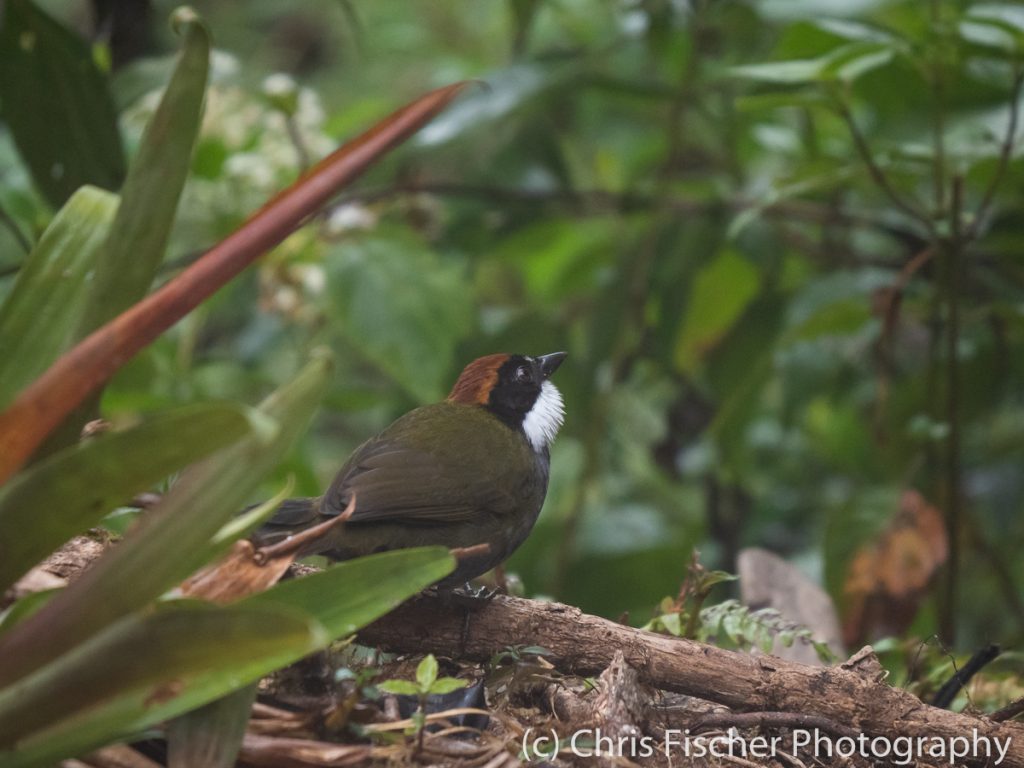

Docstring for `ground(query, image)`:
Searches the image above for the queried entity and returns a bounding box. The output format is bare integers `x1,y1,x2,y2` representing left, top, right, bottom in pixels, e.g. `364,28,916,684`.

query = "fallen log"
14,537,1023,766
359,593,1024,767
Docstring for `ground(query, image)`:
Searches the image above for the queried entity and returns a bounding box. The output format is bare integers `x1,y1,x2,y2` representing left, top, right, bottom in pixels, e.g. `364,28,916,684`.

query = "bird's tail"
250,496,321,546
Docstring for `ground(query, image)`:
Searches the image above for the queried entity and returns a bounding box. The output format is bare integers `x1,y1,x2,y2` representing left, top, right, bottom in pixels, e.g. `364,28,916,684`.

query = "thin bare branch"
970,67,1024,240
836,100,936,238
339,181,923,242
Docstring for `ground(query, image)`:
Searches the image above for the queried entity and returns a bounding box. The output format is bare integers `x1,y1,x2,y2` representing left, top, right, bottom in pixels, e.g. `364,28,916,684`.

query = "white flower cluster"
120,54,334,240
120,55,386,325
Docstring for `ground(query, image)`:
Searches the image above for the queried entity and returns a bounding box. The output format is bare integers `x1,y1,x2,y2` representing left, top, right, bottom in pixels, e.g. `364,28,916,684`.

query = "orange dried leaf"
842,490,948,646
178,540,295,605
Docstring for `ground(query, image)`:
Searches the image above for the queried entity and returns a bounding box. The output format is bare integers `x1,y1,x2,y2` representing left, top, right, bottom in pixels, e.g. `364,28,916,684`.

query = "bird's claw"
445,582,500,609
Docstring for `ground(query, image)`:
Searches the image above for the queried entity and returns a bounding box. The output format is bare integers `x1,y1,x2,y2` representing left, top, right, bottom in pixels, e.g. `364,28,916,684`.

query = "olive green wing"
320,404,530,526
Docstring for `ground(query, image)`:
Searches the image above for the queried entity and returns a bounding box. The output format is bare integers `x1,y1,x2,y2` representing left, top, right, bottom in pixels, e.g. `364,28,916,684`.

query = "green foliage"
698,600,835,663
641,555,738,640
0,5,460,765
870,638,1024,713
0,0,124,207
166,683,257,768
2,5,1024,760
0,187,117,406
74,7,209,337
0,402,258,592
378,653,469,699
0,602,321,766
0,547,453,767
328,231,474,403
378,653,468,739
674,249,760,374
644,564,834,662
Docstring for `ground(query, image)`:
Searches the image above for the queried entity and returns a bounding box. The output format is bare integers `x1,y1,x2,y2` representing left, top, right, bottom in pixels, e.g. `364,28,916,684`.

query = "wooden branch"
358,593,1024,767
15,537,1024,765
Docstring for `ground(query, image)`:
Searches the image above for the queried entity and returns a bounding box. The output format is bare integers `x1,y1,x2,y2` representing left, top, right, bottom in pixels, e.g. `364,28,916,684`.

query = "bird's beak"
538,351,568,378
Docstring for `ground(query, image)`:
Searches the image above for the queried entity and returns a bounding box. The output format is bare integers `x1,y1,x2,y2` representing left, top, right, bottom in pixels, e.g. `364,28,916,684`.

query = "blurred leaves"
0,72,471,481
74,7,210,337
0,0,125,207
674,249,760,375
329,232,473,402
3,0,1024,688
0,402,257,593
0,546,452,767
842,490,948,647
0,602,322,766
731,41,898,85
0,6,473,765
0,355,329,689
166,684,257,768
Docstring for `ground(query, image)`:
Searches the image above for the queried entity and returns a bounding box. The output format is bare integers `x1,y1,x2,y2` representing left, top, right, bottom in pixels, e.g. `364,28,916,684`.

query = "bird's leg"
431,583,500,655
453,583,500,653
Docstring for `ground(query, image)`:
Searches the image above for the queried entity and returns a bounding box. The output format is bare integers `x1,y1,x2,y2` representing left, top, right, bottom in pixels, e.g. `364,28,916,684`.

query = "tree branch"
835,100,936,238
339,181,924,244
358,592,1024,766
970,67,1024,240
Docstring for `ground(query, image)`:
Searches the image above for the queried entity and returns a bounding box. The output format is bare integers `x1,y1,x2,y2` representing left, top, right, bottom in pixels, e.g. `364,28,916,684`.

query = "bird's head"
448,352,567,451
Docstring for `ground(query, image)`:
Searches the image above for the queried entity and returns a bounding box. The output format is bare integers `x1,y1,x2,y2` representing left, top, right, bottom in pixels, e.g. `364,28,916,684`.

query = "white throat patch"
522,380,564,452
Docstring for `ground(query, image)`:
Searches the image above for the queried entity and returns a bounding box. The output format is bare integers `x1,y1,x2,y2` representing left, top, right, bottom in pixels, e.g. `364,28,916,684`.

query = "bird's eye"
515,366,532,383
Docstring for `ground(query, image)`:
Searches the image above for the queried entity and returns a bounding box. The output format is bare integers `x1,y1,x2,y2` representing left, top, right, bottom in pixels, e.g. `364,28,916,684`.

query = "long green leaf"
74,7,210,338
0,547,452,767
0,403,259,593
707,295,785,465
37,8,213,457
673,248,760,374
244,546,456,636
0,355,331,688
0,0,125,207
0,187,117,408
166,683,258,768
0,602,323,766
0,589,57,638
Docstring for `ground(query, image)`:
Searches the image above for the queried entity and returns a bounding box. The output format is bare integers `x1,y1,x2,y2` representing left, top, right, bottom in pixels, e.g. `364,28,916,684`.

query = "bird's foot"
451,582,500,605
428,582,501,609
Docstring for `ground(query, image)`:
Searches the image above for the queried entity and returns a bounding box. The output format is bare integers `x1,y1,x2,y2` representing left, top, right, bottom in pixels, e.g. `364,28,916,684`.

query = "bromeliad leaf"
74,7,210,339
0,402,259,594
0,187,117,409
165,683,257,768
0,81,471,484
0,356,329,690
243,547,455,638
0,601,324,767
0,545,452,766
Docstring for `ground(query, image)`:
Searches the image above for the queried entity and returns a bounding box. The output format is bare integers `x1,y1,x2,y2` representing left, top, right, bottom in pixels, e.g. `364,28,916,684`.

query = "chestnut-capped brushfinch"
254,352,567,586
